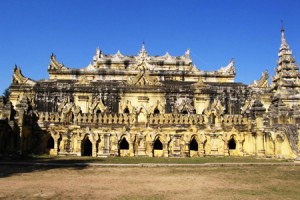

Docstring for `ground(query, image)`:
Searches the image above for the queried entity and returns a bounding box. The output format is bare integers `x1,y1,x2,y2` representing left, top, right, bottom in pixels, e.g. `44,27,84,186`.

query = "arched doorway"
119,137,129,150
47,136,54,149
153,137,163,157
153,138,163,150
119,137,129,156
189,137,198,157
228,137,236,150
190,137,198,151
83,138,92,156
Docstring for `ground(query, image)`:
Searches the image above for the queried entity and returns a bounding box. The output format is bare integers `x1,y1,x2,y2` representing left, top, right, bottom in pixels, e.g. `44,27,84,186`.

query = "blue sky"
1,0,300,94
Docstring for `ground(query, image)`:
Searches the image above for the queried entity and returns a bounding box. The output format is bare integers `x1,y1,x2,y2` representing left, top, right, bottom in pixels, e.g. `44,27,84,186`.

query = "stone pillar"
198,142,205,157
129,142,135,156
103,133,110,156
163,143,169,157
173,135,181,157
223,141,229,156
256,131,265,156
210,134,218,155
76,139,82,156
136,135,146,156
92,141,97,157
53,136,59,155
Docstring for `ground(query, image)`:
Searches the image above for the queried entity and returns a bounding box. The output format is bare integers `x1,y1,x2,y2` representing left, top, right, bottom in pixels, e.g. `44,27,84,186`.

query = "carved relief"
127,62,161,86
89,97,107,114
174,98,194,114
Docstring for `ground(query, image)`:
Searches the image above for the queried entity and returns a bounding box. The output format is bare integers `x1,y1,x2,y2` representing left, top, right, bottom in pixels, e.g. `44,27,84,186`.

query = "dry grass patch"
0,165,299,199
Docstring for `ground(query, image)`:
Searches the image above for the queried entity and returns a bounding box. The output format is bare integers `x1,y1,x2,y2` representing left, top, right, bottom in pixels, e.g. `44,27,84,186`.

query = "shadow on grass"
0,154,107,178
0,154,290,178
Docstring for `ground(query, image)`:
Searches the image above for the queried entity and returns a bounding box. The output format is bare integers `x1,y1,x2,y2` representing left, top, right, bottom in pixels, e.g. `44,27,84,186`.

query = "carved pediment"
127,66,161,86
12,66,36,86
150,100,165,114
216,59,236,75
120,100,135,114
49,54,67,70
89,97,107,113
249,70,269,88
192,78,207,87
204,99,225,116
76,75,90,85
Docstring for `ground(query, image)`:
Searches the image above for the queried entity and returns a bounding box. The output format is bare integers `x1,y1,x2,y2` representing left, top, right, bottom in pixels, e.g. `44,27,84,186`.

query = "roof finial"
278,20,292,56
141,40,146,51
281,20,287,46
281,20,284,32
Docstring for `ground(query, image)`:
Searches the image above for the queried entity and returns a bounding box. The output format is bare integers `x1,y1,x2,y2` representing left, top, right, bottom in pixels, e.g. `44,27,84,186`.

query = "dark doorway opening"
153,138,163,150
228,137,236,150
96,110,101,114
182,110,188,114
119,137,129,150
154,108,160,115
83,139,92,156
124,107,130,114
47,136,54,149
190,137,198,151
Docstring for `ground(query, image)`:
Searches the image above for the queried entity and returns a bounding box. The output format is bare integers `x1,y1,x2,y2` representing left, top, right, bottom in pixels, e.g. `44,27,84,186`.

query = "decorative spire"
137,41,149,61
139,42,147,54
279,21,292,56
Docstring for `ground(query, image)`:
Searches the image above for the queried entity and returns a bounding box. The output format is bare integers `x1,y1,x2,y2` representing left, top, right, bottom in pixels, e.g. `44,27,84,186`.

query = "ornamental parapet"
38,112,250,126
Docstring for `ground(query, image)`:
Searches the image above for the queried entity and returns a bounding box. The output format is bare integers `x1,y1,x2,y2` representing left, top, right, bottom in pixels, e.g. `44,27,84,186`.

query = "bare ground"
0,165,299,200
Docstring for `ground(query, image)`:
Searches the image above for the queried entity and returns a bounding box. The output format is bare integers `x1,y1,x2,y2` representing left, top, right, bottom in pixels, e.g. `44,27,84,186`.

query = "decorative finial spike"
281,20,284,32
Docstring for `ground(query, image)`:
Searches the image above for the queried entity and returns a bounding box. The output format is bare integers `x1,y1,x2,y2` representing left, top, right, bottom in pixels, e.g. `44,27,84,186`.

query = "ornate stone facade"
1,28,300,159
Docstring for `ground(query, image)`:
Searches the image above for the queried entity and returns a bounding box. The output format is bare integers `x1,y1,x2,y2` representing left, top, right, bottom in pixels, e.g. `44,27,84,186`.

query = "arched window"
228,137,236,150
83,139,92,156
190,137,198,151
47,136,54,149
211,114,216,124
119,137,129,150
154,108,160,115
153,138,163,150
96,110,101,114
124,107,130,114
182,110,188,114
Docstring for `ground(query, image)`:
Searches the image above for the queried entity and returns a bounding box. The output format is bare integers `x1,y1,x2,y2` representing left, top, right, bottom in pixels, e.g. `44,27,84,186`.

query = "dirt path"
0,165,299,199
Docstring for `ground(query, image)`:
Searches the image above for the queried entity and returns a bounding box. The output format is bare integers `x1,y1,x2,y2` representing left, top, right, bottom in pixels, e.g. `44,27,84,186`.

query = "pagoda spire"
271,24,299,92
279,21,292,56
137,41,148,61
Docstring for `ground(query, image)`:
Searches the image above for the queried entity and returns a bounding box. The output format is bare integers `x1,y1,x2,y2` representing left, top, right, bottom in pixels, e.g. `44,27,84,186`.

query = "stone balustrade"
38,112,249,126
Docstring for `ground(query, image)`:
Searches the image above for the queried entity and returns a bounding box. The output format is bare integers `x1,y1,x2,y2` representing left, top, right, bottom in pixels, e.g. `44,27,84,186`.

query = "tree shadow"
0,155,107,178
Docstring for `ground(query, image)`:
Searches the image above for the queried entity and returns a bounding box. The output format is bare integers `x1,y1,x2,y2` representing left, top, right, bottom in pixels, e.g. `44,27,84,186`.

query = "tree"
2,88,10,103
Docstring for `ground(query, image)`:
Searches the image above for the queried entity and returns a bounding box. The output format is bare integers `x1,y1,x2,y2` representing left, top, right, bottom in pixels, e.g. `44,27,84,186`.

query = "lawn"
0,155,291,164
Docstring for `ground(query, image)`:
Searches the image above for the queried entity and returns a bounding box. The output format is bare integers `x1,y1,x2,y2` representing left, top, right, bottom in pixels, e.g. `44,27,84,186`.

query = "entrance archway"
228,137,236,150
47,136,54,149
190,137,198,151
153,137,163,157
153,138,163,150
83,138,92,156
119,137,129,150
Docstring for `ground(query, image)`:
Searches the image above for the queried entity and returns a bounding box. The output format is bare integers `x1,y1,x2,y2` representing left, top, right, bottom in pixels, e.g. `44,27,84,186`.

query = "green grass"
1,154,290,164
